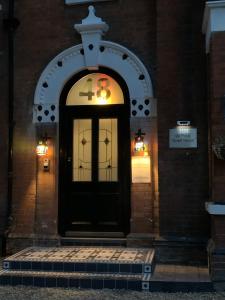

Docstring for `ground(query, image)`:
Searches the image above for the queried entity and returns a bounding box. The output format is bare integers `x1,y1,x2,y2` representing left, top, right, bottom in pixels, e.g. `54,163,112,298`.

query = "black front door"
59,104,130,236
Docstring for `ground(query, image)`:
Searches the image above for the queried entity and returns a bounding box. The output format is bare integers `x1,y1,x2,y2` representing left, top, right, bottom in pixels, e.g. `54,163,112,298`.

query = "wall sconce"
132,129,151,183
36,139,48,156
133,129,149,156
176,120,191,134
170,120,197,148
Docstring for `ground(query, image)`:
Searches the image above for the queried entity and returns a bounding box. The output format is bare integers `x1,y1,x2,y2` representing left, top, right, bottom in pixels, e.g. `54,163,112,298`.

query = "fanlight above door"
66,73,124,106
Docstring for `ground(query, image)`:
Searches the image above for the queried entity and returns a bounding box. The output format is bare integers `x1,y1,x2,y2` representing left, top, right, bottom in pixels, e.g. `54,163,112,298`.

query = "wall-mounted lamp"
133,129,149,156
176,120,191,134
170,120,197,148
132,129,151,183
134,129,145,151
36,139,48,156
36,136,50,171
177,120,190,126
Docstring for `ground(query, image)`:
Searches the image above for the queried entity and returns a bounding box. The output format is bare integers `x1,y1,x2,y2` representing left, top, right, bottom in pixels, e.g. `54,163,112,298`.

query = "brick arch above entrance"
33,41,155,123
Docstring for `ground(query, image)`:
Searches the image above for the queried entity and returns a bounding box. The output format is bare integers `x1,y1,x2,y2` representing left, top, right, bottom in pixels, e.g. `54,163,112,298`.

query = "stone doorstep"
3,246,155,275
0,270,214,292
60,237,127,247
0,246,155,291
3,260,153,274
0,269,148,291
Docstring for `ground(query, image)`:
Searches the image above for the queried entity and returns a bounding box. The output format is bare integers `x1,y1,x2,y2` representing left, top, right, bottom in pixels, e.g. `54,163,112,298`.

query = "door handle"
67,157,72,163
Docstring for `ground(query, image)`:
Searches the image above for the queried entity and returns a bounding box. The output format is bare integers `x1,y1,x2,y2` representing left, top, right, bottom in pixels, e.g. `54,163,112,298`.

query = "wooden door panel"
59,104,130,235
69,192,94,224
95,193,120,223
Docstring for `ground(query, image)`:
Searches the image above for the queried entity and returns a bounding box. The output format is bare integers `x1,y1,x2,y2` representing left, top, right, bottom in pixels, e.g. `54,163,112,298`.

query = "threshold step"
3,247,155,275
65,231,125,238
61,237,126,247
0,269,150,290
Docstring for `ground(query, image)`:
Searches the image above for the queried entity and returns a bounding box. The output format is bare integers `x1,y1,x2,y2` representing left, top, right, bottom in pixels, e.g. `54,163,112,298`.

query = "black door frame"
58,67,131,236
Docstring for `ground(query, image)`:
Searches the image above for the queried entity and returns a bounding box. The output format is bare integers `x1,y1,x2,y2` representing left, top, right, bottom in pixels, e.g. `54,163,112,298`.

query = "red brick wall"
9,0,156,239
210,32,225,202
35,125,57,236
211,33,225,99
207,31,225,282
156,0,209,237
130,118,154,234
4,0,210,245
209,216,225,281
0,1,11,236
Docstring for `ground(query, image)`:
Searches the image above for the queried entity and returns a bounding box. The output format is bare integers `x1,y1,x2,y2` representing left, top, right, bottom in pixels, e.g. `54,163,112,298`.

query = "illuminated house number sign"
66,73,124,106
79,77,111,102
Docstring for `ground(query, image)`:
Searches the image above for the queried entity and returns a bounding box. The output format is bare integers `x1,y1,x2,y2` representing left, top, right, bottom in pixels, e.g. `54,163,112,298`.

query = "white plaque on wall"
169,127,197,148
131,156,151,183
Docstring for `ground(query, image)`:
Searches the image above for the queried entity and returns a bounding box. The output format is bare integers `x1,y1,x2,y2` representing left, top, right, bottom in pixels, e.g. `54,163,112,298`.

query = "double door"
59,106,130,235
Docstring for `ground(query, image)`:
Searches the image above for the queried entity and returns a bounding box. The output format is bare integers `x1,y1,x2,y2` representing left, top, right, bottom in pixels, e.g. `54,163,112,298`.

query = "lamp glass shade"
36,141,48,156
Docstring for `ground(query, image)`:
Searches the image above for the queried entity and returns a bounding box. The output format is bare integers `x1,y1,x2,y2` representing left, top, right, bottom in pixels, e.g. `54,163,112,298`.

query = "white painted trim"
205,202,225,215
33,41,154,123
33,5,155,123
205,0,225,9
74,6,109,69
202,1,225,53
65,0,112,5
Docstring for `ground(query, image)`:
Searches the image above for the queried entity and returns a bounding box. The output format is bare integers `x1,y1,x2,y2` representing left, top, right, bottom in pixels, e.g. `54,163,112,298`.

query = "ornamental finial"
74,5,109,69
88,5,95,16
81,5,103,25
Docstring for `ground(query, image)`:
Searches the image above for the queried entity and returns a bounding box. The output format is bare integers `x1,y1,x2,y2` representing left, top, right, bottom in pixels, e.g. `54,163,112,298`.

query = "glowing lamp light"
135,141,144,152
133,129,149,156
100,89,107,98
134,129,145,151
97,89,108,105
98,97,107,105
176,120,191,134
36,141,48,156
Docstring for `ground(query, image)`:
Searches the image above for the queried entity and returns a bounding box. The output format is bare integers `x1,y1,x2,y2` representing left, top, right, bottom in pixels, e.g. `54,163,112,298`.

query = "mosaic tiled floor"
0,247,214,291
0,246,155,290
4,247,154,264
2,247,155,276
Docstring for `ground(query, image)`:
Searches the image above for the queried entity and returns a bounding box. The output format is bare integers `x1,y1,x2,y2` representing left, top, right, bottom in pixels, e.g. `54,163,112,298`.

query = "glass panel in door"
98,119,118,182
73,119,92,182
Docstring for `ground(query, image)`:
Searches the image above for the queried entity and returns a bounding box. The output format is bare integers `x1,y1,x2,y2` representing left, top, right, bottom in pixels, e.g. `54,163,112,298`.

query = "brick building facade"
1,0,225,285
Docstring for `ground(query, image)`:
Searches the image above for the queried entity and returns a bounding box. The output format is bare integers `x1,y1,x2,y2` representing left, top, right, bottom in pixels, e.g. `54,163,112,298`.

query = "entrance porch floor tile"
4,247,154,265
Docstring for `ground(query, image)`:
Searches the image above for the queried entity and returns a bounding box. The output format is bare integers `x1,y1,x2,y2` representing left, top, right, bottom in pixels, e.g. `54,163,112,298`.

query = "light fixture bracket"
177,120,191,126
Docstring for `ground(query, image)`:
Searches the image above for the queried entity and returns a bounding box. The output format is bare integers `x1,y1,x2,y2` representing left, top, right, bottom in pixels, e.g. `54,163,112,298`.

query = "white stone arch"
33,6,156,123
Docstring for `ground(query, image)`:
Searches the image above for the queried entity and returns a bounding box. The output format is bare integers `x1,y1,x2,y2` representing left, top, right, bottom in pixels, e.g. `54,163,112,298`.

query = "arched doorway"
58,68,131,237
32,10,156,241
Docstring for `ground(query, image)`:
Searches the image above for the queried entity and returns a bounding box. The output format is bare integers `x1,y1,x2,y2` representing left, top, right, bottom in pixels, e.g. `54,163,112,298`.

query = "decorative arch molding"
33,7,156,123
